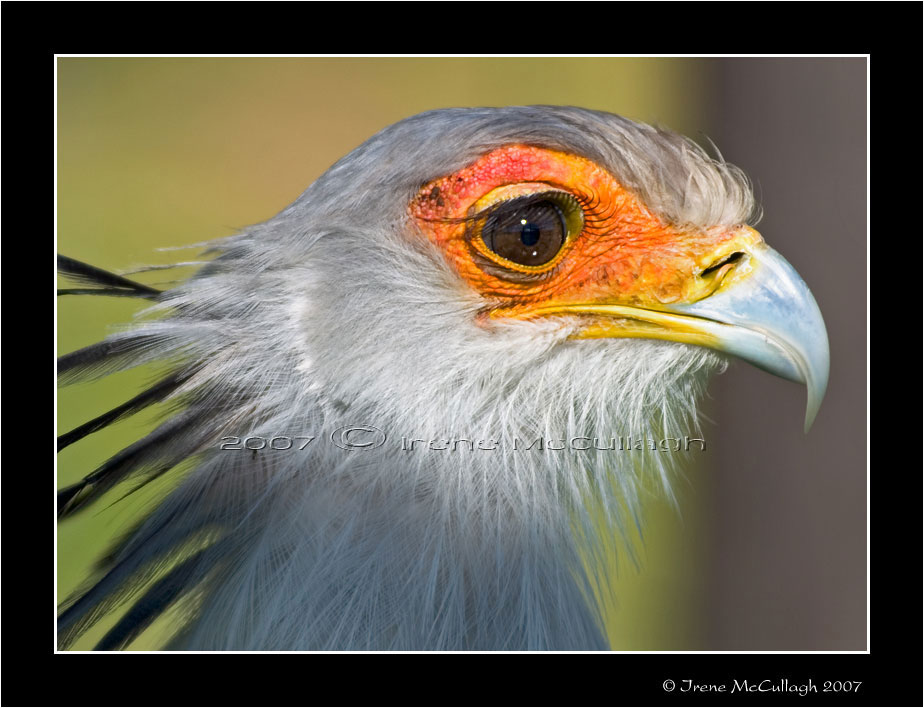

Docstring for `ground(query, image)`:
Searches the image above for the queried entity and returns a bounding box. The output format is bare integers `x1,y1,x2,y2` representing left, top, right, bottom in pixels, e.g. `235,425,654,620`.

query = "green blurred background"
57,57,867,651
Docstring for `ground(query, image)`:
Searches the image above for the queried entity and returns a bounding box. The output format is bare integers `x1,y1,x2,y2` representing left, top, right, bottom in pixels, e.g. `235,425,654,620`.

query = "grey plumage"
58,106,758,650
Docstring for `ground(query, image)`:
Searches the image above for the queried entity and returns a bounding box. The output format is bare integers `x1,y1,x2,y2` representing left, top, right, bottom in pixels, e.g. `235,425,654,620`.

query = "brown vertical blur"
703,59,867,649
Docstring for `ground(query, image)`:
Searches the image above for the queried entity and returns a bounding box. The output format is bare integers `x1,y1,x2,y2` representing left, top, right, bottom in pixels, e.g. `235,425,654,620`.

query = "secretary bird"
57,106,828,650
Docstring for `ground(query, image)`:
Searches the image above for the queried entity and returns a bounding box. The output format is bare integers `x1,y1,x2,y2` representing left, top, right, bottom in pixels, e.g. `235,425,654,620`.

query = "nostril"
702,251,745,277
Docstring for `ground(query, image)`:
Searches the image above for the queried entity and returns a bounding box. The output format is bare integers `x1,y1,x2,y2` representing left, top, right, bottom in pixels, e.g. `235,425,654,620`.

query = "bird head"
262,107,826,438
58,106,829,650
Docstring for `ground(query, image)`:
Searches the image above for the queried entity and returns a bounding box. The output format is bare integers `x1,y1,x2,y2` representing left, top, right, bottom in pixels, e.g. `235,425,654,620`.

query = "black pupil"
519,223,540,247
482,199,566,267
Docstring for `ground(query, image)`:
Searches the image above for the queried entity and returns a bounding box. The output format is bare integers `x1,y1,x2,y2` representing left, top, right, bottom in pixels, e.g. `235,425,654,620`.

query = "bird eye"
478,193,582,269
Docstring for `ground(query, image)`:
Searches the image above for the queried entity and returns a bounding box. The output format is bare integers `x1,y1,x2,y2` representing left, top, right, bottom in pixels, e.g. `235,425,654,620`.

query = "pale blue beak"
663,243,829,431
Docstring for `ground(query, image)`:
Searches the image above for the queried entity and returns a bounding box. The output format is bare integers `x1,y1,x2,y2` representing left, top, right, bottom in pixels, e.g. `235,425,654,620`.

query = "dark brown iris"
481,199,566,267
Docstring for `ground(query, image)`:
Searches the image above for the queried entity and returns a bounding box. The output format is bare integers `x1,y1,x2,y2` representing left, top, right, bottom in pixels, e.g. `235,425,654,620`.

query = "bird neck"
184,443,613,650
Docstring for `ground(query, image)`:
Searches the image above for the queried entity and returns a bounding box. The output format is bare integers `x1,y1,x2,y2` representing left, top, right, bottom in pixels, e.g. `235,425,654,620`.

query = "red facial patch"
410,145,749,311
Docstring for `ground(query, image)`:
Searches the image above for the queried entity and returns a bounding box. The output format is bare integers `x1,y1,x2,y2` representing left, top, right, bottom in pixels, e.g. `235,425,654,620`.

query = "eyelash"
471,191,591,228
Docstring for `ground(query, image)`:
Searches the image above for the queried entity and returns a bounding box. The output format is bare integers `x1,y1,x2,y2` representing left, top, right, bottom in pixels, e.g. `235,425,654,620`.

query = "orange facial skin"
410,146,761,316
